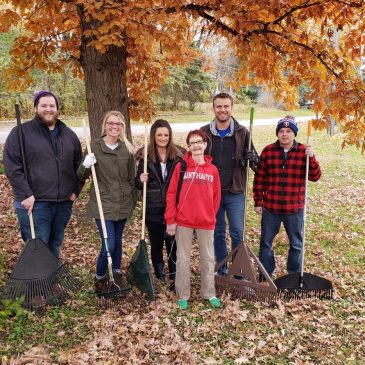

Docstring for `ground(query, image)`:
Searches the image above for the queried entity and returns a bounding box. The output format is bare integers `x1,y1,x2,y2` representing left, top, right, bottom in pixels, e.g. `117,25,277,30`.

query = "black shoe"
167,271,175,292
169,278,176,292
154,263,166,282
216,266,229,277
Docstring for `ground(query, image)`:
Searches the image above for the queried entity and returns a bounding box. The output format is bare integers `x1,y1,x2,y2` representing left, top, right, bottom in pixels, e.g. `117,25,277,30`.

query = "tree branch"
166,2,344,79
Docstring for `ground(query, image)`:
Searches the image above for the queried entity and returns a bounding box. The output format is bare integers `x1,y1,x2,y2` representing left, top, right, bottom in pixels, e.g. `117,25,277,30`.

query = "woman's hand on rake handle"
83,153,96,168
140,172,149,183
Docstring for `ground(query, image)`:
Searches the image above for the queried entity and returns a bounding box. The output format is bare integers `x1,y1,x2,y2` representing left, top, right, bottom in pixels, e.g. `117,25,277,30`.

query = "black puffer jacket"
3,116,82,202
135,147,184,223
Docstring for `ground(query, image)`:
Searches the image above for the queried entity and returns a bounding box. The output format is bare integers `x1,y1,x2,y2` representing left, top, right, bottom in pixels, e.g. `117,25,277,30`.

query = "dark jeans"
259,208,304,276
16,200,73,258
146,220,176,277
214,193,244,273
95,219,127,277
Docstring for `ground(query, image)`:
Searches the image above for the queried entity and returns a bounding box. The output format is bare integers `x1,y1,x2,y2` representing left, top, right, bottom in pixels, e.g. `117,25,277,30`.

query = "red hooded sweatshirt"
164,152,221,230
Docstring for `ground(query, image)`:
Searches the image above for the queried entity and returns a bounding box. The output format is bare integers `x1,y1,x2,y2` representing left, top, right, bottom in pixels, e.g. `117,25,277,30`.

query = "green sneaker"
177,299,188,310
208,297,221,308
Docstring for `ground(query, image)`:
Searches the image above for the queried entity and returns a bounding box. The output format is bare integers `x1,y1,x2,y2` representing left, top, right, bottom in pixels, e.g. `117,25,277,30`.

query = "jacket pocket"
120,182,133,200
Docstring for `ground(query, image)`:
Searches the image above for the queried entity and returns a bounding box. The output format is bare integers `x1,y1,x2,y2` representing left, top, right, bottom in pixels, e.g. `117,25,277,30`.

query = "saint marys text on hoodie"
164,153,221,230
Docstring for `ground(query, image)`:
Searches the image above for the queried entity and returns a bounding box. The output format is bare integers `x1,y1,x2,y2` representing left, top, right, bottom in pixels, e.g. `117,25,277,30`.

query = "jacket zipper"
46,126,60,201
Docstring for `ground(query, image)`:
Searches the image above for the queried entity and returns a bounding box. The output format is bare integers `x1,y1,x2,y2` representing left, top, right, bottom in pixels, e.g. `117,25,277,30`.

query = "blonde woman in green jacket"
77,111,136,293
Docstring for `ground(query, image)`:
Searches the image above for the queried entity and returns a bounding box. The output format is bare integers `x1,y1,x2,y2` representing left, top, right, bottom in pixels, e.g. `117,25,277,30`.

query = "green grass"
1,269,98,358
152,103,314,124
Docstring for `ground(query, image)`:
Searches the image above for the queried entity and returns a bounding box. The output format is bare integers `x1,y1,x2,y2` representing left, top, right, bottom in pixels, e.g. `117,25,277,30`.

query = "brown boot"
94,276,107,294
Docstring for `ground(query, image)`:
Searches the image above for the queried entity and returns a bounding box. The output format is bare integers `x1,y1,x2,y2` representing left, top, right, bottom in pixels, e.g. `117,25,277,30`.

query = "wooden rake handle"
141,124,148,240
82,120,108,240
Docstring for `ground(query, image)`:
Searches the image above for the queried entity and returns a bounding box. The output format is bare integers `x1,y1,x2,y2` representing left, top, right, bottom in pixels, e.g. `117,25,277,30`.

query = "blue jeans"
259,208,304,276
95,219,127,277
16,200,73,258
214,193,244,269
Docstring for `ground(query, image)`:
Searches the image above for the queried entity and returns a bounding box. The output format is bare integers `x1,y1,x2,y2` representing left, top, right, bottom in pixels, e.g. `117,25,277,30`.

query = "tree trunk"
78,8,130,141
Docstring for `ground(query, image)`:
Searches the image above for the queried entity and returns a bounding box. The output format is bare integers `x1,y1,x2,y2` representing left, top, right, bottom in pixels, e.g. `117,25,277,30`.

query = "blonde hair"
101,111,135,154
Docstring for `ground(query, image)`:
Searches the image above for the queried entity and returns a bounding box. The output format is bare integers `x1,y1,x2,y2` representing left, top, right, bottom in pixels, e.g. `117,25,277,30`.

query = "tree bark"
78,7,130,141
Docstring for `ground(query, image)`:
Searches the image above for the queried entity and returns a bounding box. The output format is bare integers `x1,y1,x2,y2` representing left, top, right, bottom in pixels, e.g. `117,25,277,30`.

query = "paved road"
0,116,313,143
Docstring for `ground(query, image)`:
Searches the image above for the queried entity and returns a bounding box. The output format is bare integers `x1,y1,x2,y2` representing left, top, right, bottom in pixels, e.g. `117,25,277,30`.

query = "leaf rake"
82,120,132,306
273,121,333,300
215,108,278,304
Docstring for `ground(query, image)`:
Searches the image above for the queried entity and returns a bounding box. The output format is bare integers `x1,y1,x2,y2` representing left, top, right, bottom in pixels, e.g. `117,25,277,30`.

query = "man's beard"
216,114,230,123
37,111,58,126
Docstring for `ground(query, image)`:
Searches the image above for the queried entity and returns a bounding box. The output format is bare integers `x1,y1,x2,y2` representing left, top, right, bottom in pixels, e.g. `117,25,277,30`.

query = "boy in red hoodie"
165,130,221,310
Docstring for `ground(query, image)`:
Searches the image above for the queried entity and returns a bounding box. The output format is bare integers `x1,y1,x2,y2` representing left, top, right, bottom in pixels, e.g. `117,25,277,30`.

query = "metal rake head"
215,242,278,304
95,275,132,310
215,276,278,305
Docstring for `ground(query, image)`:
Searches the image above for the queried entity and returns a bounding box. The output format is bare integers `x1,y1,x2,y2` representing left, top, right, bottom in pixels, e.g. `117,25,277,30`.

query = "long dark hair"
148,119,179,163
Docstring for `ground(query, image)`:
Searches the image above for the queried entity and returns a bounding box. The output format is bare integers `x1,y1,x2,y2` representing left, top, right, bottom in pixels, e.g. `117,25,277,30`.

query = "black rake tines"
1,264,81,311
277,288,333,301
96,281,132,299
94,275,132,310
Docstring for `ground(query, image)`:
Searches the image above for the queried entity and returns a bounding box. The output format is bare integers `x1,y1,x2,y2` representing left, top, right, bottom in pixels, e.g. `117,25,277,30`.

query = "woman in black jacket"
135,119,184,288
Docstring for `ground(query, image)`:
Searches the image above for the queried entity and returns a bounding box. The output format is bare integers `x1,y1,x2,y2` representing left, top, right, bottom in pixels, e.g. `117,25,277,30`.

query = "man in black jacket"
201,93,259,275
3,91,82,257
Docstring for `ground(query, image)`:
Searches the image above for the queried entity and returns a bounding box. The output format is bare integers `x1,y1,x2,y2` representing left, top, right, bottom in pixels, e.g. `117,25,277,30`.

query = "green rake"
126,123,155,301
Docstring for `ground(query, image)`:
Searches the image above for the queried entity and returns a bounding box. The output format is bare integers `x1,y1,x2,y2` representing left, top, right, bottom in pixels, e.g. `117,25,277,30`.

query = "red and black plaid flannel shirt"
253,141,321,214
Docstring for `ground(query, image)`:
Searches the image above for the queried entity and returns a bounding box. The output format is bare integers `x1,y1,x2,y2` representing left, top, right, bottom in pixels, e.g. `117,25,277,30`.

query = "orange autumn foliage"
1,0,365,150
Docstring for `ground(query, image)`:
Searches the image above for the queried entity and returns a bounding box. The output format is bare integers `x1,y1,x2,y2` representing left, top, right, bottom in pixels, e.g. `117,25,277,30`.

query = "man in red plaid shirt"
253,116,321,277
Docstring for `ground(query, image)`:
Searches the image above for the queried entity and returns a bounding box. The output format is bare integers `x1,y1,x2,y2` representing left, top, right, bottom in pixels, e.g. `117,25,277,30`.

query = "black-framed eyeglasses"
106,121,123,127
188,140,204,147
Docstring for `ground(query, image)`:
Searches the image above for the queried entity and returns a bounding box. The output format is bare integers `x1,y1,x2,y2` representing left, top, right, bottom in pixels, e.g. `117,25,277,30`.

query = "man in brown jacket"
201,93,259,275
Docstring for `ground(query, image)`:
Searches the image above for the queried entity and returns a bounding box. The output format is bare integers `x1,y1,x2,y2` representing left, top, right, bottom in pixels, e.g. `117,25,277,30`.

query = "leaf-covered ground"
0,125,364,364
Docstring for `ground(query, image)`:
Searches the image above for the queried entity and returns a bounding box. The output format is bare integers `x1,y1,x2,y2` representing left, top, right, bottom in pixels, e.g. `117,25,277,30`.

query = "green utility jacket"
77,137,136,220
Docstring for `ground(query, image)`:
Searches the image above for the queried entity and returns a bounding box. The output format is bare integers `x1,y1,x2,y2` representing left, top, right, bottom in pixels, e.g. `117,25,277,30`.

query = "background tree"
202,39,240,93
1,1,364,150
0,1,195,139
158,66,186,110
183,58,213,111
0,30,86,119
157,57,213,111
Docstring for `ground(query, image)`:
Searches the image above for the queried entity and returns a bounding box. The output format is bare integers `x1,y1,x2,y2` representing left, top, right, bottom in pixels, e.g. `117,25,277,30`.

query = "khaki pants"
175,226,216,300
